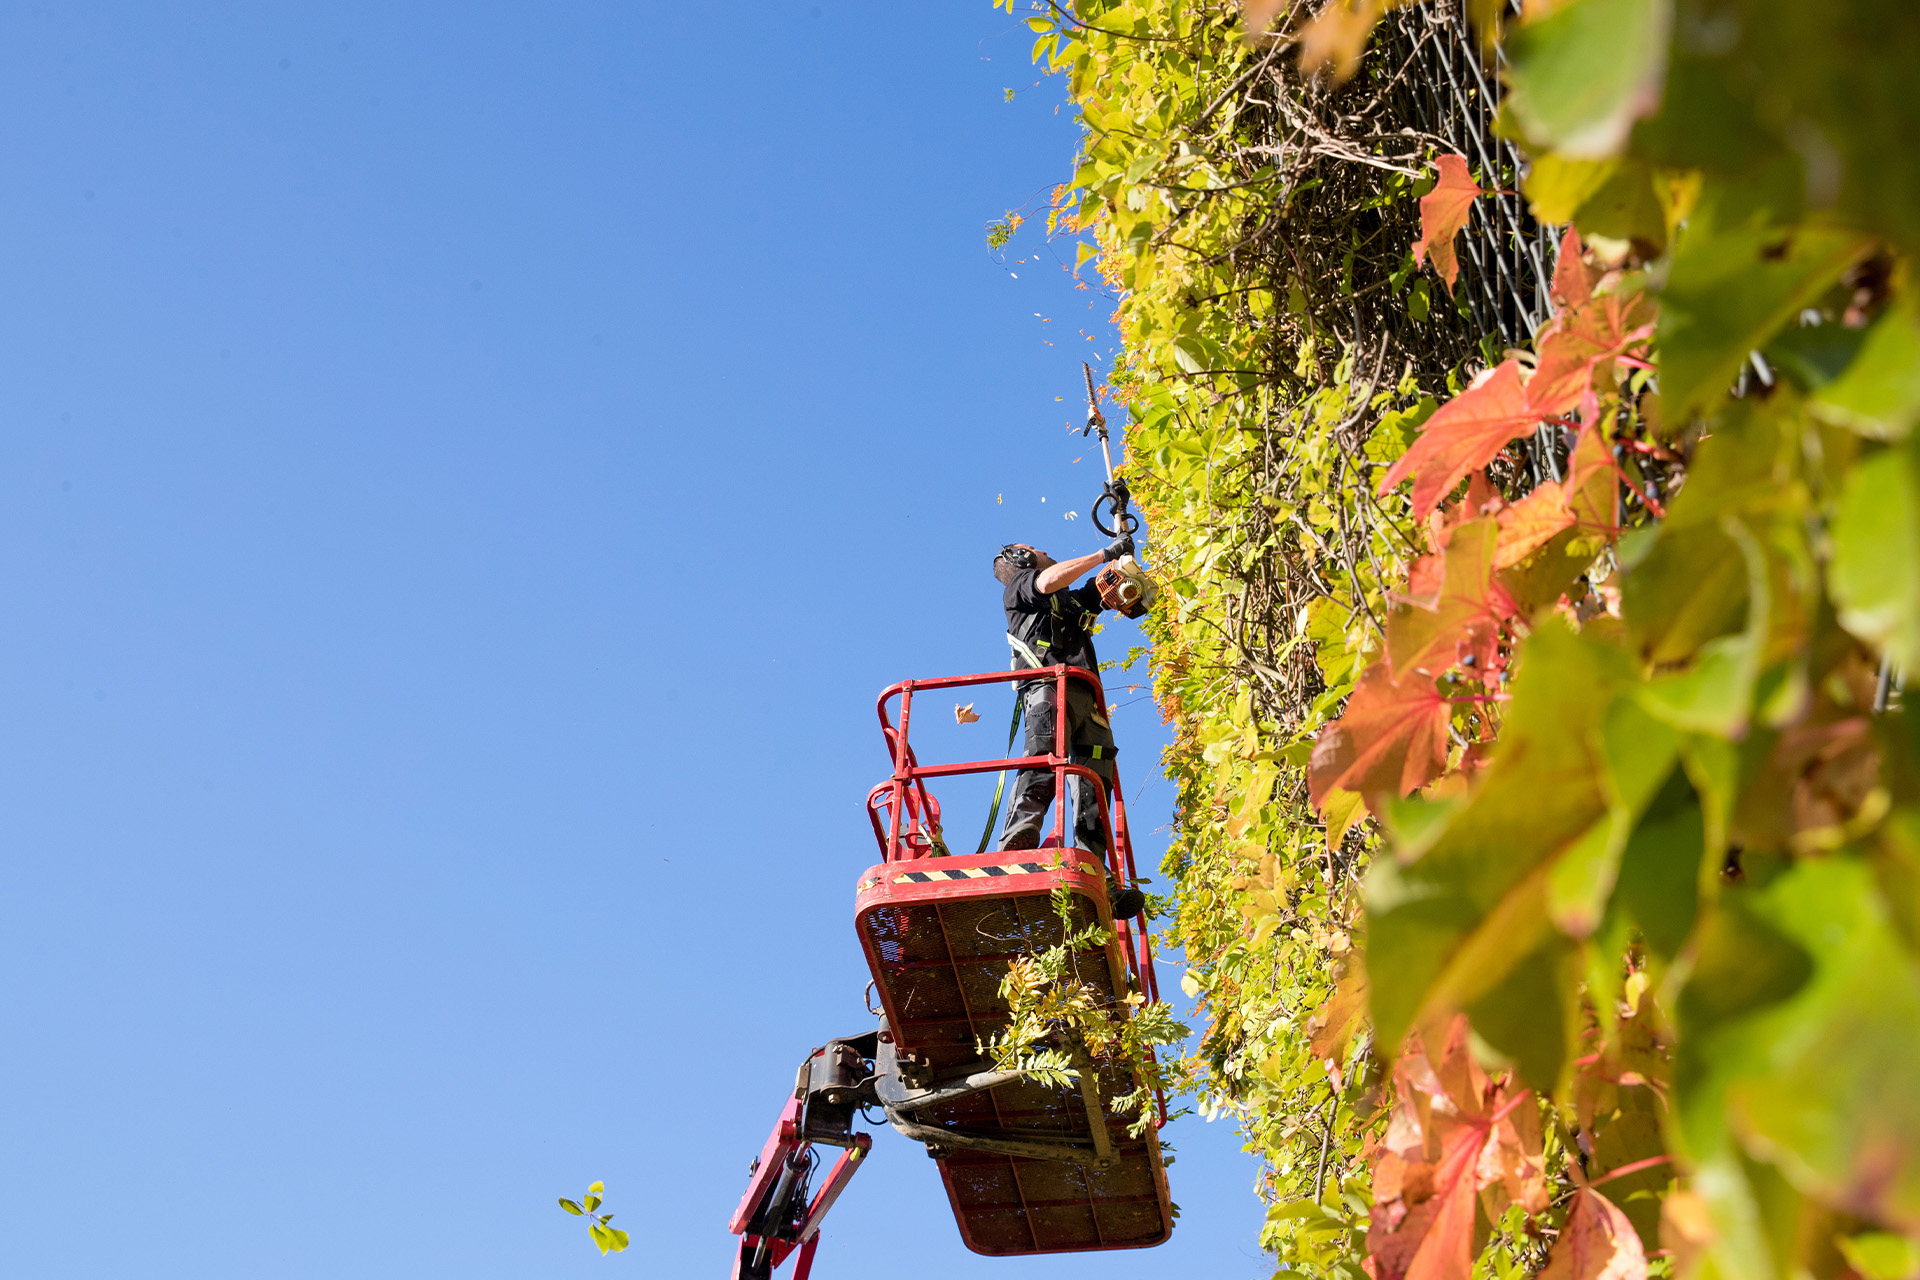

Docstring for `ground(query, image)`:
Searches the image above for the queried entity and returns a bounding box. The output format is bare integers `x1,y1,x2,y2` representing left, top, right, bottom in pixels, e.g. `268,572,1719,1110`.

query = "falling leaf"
1377,359,1540,520
1307,661,1450,808
1413,154,1484,294
1297,0,1385,81
1065,510,1079,520
1538,1188,1648,1280
955,703,980,725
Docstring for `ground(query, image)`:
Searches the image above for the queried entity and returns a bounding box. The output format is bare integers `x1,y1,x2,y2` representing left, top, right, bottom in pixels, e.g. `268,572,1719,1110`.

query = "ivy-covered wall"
999,1,1920,1277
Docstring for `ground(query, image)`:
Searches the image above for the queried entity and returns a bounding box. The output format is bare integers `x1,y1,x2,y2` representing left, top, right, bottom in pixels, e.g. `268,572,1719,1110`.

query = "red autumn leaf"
1408,474,1502,596
1478,1083,1549,1220
1539,1188,1648,1280
1378,359,1540,521
1388,517,1517,678
1369,1017,1545,1280
1494,485,1576,569
1308,661,1450,809
1413,154,1483,294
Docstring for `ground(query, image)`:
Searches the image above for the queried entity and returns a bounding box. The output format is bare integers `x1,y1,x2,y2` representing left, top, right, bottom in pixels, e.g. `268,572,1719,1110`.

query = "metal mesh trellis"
1378,3,1565,482
1383,6,1556,346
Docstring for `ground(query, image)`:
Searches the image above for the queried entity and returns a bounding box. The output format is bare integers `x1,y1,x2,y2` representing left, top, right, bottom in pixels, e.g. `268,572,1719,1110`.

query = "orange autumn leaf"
1539,1188,1648,1280
1378,359,1540,521
1309,958,1370,1069
1494,485,1576,569
1298,0,1387,80
1369,1017,1545,1280
1414,154,1483,294
1367,1119,1484,1280
1550,225,1600,312
1388,517,1517,678
954,703,981,725
1493,423,1617,569
1526,229,1656,418
1308,661,1450,808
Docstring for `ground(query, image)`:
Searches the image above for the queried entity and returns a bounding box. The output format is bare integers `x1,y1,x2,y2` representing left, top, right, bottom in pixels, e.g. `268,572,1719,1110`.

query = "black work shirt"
1003,567,1104,682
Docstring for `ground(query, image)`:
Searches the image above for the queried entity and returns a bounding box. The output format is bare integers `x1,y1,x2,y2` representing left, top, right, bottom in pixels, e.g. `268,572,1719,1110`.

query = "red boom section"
857,666,1172,1256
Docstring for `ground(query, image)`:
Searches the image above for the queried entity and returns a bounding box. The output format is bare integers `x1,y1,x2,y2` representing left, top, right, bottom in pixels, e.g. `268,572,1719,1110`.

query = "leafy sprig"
558,1181,630,1256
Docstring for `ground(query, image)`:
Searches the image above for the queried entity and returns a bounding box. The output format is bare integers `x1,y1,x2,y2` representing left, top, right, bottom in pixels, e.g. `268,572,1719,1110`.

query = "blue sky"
0,2,1267,1275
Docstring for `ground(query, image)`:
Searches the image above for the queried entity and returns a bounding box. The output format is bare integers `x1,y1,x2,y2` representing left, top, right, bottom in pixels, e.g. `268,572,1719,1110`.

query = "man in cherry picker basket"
991,532,1151,919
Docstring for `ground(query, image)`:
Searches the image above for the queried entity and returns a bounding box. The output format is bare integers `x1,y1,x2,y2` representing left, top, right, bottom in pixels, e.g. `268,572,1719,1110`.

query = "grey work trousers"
998,680,1117,857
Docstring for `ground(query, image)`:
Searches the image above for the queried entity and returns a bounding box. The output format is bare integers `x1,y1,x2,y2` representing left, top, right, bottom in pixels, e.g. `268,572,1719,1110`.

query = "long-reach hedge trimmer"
1080,362,1156,619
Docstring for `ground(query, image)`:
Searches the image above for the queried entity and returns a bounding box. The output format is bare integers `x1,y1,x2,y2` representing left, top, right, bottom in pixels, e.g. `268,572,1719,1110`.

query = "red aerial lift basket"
855,665,1173,1256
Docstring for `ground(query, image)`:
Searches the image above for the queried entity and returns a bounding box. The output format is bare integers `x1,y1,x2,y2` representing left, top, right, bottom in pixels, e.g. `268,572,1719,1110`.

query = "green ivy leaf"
1811,300,1920,440
558,1198,584,1216
1838,1233,1920,1280
1657,222,1872,419
1502,0,1671,159
1675,857,1920,1231
1830,435,1920,670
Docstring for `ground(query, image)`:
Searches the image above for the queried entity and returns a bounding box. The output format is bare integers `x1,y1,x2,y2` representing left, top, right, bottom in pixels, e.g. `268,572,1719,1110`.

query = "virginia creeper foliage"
998,0,1920,1277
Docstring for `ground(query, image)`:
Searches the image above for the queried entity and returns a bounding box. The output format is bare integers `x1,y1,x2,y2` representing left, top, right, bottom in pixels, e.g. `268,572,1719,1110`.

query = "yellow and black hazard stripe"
892,861,1101,884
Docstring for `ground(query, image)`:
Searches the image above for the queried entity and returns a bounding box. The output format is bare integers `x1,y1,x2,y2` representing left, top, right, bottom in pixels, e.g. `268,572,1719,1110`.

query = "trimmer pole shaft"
1082,361,1116,485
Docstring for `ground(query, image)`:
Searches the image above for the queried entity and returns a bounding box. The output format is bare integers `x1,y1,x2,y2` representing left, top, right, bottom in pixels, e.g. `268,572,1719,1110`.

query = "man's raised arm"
1034,536,1133,594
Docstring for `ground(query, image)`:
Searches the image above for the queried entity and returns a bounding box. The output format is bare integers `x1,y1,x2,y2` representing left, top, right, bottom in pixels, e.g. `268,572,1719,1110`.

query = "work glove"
1103,535,1134,562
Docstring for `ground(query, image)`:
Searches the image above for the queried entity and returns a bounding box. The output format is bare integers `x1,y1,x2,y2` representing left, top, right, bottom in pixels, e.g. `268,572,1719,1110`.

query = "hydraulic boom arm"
728,1039,876,1280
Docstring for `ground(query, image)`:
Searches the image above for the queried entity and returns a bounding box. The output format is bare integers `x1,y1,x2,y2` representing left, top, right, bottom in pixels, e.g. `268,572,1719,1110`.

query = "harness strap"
974,694,1025,854
1005,631,1046,668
